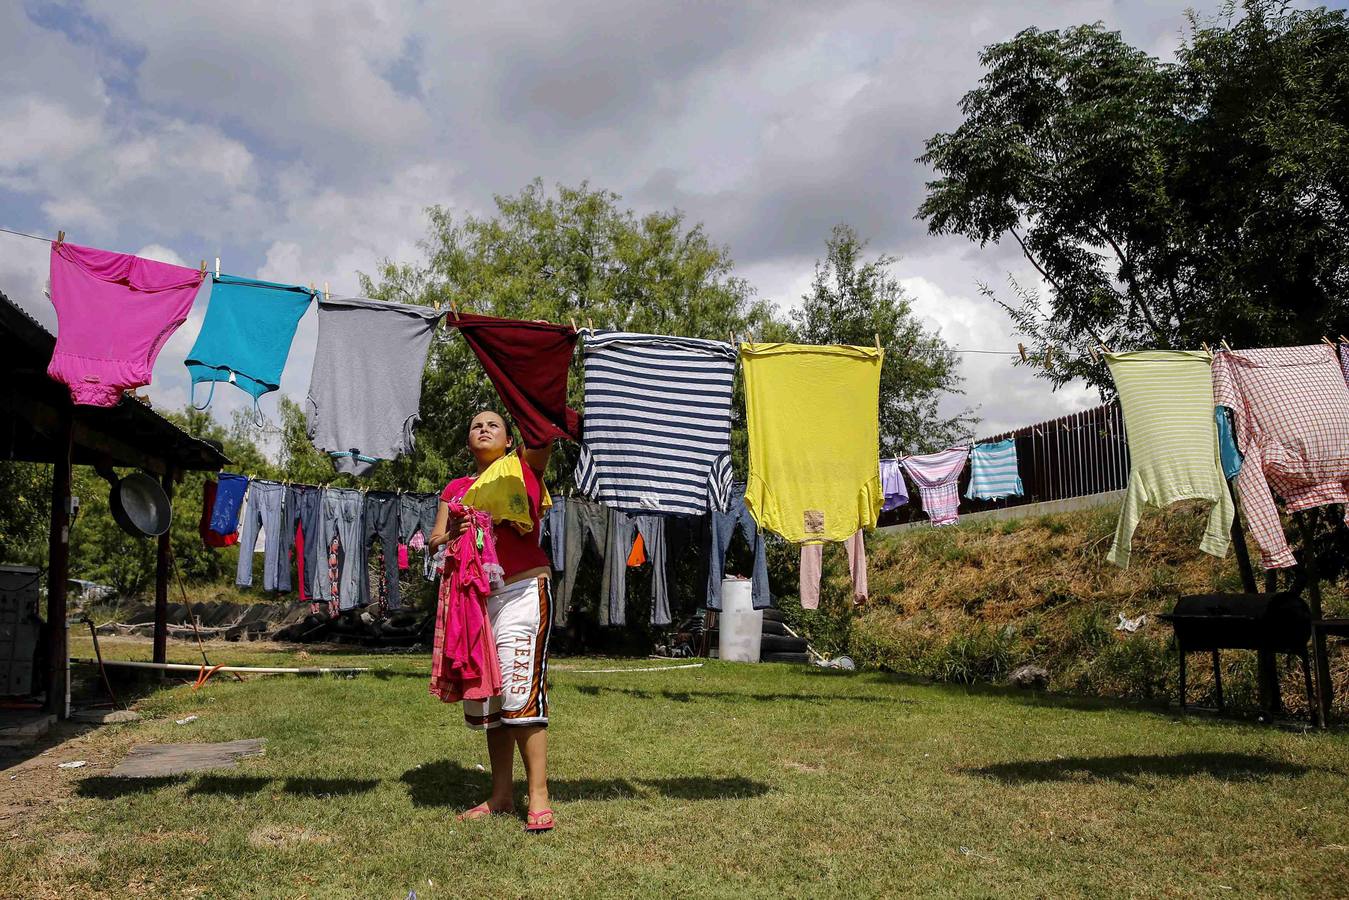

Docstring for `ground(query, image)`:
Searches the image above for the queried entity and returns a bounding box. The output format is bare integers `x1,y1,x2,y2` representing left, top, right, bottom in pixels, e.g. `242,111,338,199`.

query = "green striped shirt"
1105,350,1232,567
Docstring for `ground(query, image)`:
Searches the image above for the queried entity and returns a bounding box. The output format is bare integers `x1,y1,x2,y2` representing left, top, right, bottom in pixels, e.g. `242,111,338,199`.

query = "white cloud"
2,0,1270,441
84,1,431,166
0,96,104,169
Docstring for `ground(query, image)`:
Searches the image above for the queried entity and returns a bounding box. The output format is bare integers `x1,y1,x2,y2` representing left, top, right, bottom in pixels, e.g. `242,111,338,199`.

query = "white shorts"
463,574,552,730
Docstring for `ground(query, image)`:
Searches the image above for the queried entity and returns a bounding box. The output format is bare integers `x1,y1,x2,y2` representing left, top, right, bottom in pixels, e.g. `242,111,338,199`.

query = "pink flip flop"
524,809,555,833
457,802,513,821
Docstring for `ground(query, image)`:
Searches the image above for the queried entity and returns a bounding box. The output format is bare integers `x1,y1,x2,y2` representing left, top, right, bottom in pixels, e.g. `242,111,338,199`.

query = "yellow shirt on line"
741,342,883,543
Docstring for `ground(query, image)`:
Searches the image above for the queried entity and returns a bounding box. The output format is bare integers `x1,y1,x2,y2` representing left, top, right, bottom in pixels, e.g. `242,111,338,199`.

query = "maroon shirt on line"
450,313,581,447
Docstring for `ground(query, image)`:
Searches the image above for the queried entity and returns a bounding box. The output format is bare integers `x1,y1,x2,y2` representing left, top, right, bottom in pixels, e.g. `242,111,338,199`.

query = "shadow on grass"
78,774,380,799
569,684,900,704
400,759,771,808
76,775,181,798
967,752,1312,785
187,775,272,796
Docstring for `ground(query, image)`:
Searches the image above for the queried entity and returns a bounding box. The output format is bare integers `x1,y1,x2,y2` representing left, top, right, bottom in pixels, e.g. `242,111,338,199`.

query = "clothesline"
0,225,361,303
11,225,1345,360
0,224,1084,360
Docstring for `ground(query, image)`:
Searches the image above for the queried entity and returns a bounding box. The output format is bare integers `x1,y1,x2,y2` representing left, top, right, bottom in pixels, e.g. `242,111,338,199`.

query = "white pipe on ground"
70,658,371,675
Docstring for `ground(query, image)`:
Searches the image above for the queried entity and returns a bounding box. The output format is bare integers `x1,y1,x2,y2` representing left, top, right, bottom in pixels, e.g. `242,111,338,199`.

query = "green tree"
0,462,52,568
360,180,787,484
918,0,1349,391
791,225,970,455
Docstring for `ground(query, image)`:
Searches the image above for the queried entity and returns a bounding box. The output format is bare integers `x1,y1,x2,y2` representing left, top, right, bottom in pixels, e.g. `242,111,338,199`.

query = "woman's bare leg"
514,726,550,813
485,726,516,809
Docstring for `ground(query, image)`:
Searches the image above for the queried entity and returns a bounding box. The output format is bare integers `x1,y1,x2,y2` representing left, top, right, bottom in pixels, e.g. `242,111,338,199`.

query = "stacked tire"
759,607,809,664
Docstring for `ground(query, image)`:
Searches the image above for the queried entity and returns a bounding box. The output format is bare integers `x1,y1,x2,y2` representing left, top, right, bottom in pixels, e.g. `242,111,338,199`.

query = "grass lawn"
3,638,1348,898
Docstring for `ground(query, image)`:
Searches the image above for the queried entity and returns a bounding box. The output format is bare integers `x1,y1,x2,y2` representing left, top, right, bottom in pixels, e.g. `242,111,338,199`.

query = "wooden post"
1229,499,1258,594
153,468,175,665
45,405,73,718
1230,493,1279,714
1295,514,1332,728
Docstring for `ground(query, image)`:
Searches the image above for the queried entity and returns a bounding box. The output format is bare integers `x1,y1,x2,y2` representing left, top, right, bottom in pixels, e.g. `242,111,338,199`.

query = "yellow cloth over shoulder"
741,342,882,542
461,447,552,534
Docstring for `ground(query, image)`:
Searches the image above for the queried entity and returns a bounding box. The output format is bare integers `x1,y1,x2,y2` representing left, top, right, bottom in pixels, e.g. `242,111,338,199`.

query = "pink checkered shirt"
1211,345,1349,568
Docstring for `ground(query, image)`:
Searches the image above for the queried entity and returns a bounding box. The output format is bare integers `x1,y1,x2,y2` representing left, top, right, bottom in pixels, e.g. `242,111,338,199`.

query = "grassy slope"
3,642,1349,898
810,502,1349,717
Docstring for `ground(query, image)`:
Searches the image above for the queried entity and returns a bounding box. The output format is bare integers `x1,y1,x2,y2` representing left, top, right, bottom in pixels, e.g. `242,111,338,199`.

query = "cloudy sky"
4,1,1329,441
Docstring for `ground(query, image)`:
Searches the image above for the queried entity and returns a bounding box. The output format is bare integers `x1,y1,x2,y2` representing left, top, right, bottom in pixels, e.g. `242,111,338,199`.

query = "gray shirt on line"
305,296,443,476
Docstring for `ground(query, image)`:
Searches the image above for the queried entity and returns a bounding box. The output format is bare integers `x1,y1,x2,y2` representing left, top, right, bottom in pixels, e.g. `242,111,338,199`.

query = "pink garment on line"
1212,345,1349,568
397,543,410,570
799,530,868,610
409,531,426,551
47,242,204,406
429,502,503,704
901,447,970,526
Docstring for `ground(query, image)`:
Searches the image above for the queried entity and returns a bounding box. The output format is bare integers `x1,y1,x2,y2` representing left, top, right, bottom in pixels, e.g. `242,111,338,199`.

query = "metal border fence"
880,400,1130,526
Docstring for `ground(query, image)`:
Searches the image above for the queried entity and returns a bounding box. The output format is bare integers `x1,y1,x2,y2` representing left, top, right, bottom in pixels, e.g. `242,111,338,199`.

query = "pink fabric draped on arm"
429,502,504,704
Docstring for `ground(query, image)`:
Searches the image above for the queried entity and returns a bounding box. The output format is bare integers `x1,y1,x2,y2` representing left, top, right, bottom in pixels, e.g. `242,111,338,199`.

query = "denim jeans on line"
706,492,771,610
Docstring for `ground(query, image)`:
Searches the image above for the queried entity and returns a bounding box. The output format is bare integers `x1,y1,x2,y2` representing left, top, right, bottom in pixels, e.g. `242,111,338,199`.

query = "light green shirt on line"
1105,350,1233,567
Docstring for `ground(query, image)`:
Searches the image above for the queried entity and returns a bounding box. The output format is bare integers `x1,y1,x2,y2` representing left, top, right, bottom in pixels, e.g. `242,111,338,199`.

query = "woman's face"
467,412,510,460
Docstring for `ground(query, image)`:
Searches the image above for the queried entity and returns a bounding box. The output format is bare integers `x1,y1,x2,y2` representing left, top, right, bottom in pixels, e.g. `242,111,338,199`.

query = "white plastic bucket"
717,578,762,663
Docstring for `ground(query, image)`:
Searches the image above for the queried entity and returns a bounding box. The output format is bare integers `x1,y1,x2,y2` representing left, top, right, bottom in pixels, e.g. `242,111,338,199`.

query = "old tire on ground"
761,651,809,664
759,635,808,654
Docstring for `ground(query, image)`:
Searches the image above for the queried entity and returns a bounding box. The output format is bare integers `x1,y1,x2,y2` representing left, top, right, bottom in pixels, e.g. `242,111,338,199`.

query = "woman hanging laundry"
429,410,557,833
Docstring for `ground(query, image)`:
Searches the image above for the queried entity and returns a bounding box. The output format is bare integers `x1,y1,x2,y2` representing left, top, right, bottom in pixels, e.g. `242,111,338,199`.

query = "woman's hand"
450,511,471,539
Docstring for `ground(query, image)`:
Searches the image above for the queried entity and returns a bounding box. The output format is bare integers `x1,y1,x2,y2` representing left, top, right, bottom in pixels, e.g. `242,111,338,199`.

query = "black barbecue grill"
1159,590,1315,721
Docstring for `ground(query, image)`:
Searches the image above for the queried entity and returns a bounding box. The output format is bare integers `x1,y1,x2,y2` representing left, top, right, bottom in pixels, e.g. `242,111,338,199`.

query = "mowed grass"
4,640,1349,899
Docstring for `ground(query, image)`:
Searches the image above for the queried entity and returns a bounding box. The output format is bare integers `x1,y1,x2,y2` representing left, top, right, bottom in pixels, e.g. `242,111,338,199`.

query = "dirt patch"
140,827,211,845
0,718,144,831
783,761,825,773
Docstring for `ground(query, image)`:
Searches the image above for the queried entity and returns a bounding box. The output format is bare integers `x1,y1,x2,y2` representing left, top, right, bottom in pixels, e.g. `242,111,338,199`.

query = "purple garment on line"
879,458,908,511
901,447,970,526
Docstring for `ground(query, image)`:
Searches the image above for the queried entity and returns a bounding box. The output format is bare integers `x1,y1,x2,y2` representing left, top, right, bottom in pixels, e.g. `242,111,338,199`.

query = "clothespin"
1201,341,1211,354
214,257,221,278
323,282,330,301
570,317,578,332
450,300,459,321
1221,339,1233,352
1017,342,1028,362
874,333,882,353
1339,334,1348,344
56,229,65,245
1088,344,1100,364
1321,336,1335,348
199,259,207,276
1044,347,1053,370
310,282,316,294
587,317,594,330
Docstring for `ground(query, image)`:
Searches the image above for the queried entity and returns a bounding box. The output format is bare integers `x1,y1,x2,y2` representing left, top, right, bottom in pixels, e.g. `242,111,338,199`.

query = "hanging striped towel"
901,447,970,526
965,439,1024,500
575,331,736,515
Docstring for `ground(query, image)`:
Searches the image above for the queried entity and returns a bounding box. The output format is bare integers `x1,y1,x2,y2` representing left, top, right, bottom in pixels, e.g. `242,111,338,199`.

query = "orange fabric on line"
626,532,646,567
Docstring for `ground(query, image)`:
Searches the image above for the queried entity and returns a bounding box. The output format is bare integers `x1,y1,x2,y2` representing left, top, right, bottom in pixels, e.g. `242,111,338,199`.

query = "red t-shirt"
441,462,550,580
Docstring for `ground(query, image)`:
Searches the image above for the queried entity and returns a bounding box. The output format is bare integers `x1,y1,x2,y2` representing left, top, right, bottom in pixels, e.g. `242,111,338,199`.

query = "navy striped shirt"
575,331,736,515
